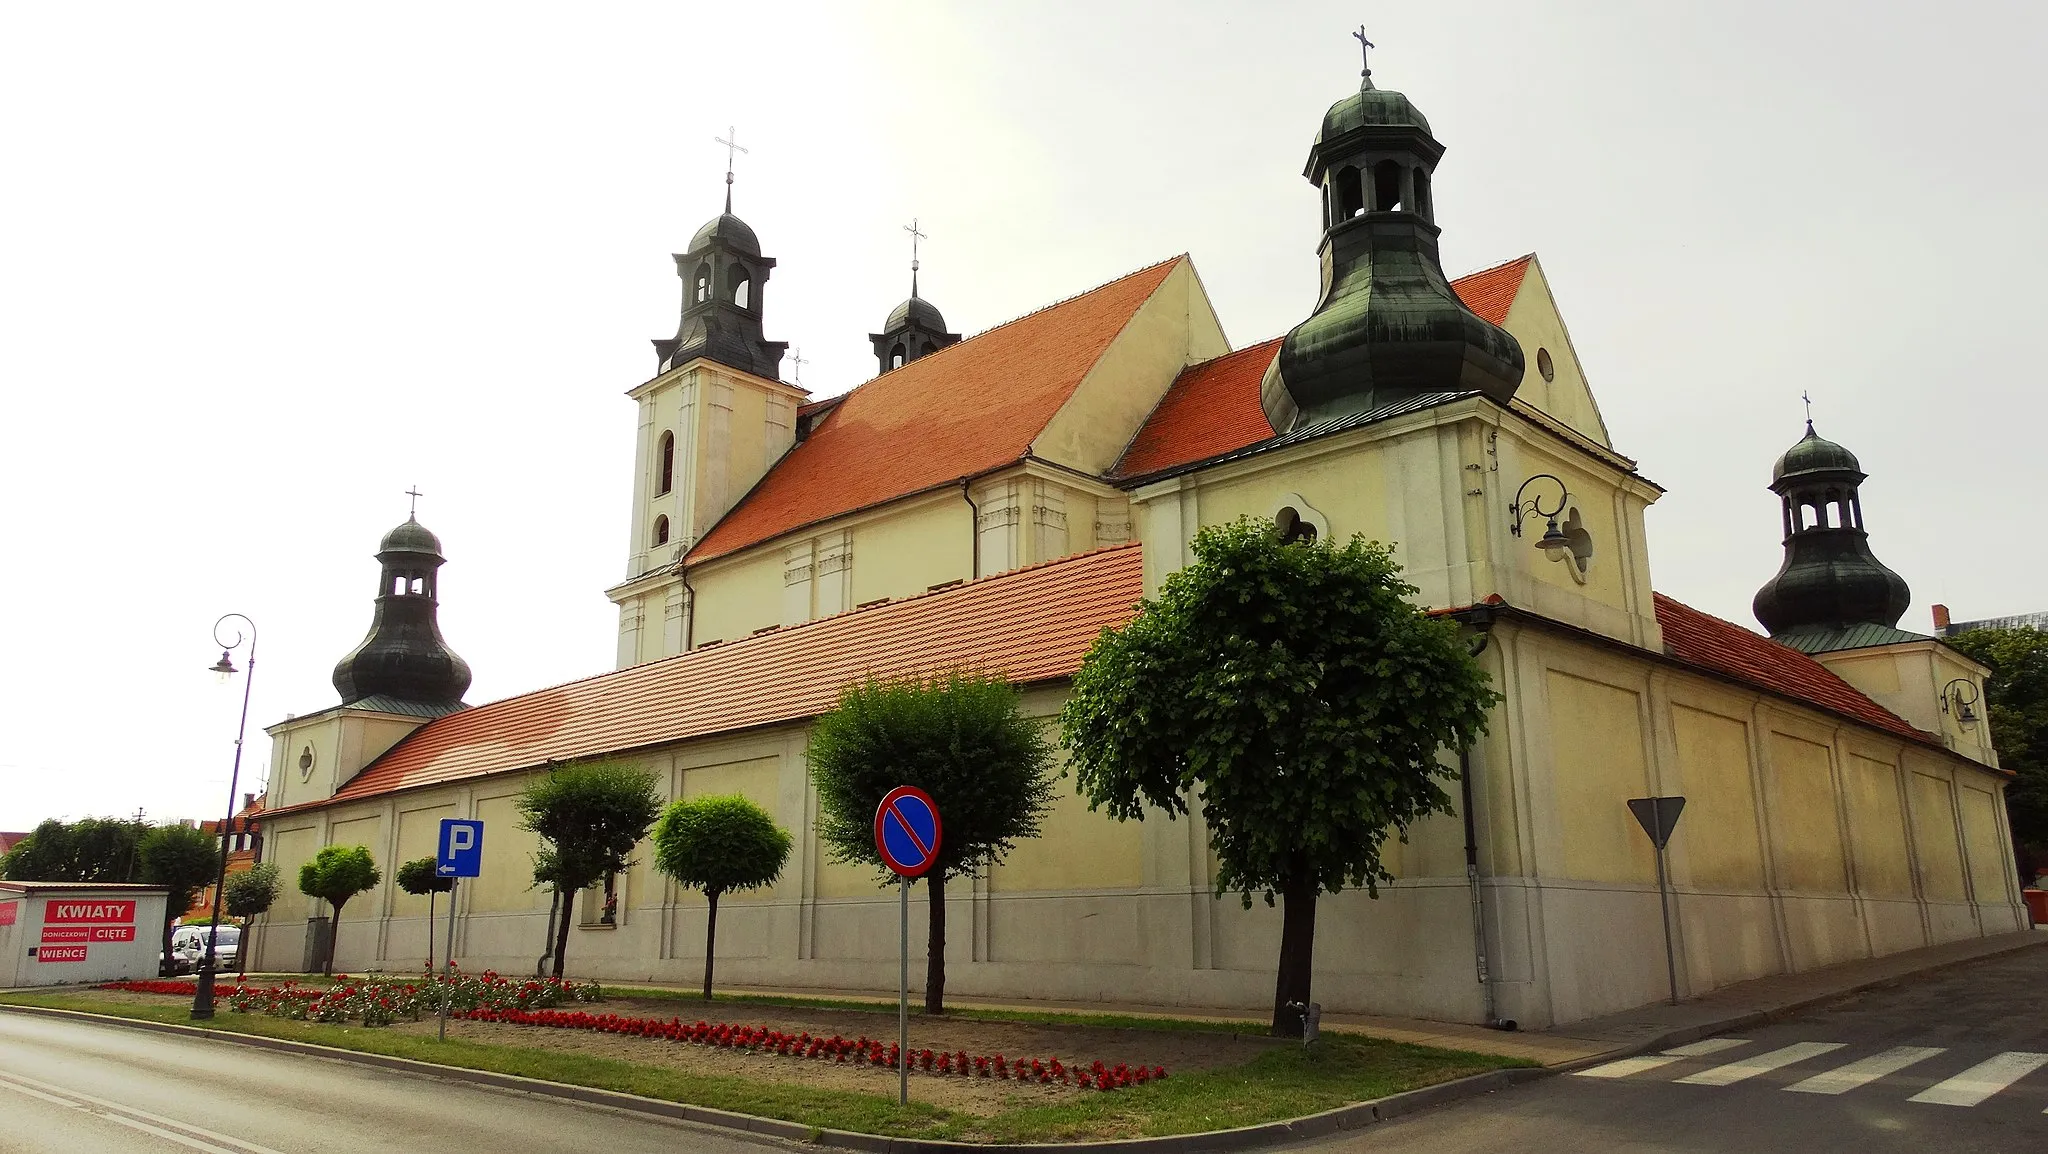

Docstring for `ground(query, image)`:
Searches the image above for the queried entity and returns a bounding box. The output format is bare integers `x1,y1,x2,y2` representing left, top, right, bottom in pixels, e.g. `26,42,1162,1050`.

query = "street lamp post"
192,613,257,1020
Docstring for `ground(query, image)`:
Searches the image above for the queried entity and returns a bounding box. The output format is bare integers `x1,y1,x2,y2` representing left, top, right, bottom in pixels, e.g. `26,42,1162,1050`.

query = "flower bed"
460,1007,1168,1091
97,967,601,1028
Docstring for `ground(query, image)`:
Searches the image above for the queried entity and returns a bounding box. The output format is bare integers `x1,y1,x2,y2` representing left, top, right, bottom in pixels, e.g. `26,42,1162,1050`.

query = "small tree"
517,761,663,978
1060,519,1499,1036
807,672,1057,1014
223,863,280,979
1945,626,2048,882
652,795,793,1000
297,845,381,975
140,823,221,974
396,856,456,969
3,816,150,883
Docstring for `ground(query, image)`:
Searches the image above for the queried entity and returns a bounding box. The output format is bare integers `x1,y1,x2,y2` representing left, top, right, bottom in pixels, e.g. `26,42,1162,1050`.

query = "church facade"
247,59,2025,1029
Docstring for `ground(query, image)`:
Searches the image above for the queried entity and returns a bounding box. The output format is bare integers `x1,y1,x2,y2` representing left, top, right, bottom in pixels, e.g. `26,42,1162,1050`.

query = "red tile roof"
686,259,1185,564
1652,593,1933,744
1111,260,1534,479
311,545,1146,807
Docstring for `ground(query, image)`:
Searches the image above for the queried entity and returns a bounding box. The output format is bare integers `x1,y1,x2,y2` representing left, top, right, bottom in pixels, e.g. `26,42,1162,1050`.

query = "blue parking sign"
437,819,483,878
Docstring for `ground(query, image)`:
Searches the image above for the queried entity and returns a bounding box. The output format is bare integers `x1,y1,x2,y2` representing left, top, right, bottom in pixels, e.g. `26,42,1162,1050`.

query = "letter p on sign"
437,819,484,878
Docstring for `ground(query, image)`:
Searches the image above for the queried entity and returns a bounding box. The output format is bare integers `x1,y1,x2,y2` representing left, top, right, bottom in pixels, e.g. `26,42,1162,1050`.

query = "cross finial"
405,485,423,520
715,127,749,214
790,346,809,385
1802,391,1814,432
1353,25,1375,89
903,218,928,297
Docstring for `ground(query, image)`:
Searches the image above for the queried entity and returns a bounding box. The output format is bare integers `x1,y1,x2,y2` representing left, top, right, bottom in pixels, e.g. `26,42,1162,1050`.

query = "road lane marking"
1675,1041,1846,1086
0,1068,286,1154
1908,1051,2048,1107
1786,1047,1947,1095
1574,1038,1750,1079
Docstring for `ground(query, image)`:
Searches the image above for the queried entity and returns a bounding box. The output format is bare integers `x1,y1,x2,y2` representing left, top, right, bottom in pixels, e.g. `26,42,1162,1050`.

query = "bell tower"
1753,421,1911,642
331,513,473,710
1267,34,1524,430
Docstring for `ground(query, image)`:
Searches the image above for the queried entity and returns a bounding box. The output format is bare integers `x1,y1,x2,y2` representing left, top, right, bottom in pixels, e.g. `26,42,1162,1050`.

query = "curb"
1548,931,2048,1075
0,1003,1538,1153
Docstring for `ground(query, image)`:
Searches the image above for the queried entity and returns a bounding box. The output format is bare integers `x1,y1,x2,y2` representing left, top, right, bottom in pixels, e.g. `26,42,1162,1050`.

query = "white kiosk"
0,881,169,987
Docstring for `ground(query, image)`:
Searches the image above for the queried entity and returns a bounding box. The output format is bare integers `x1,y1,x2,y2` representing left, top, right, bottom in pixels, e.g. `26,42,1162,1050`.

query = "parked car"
167,924,240,974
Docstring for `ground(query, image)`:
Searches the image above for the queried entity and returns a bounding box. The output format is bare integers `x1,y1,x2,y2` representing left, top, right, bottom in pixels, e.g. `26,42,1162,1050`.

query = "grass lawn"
0,989,1526,1143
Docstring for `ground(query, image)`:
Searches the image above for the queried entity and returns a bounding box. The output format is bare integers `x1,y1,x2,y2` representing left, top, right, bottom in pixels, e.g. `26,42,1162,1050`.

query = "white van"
168,924,240,974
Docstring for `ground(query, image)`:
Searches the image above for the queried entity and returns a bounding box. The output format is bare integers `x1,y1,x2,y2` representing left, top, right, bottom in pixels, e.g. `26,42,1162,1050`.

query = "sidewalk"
626,928,2047,1069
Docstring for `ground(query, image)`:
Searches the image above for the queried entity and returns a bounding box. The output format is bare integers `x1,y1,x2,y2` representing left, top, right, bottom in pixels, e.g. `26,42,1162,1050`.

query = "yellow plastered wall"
1668,706,1764,890
1766,734,1847,893
690,551,784,646
1189,446,1393,553
1844,756,1914,898
1546,671,1653,884
1496,258,1613,447
1957,786,2008,904
269,826,320,919
327,816,384,876
850,498,971,605
1515,443,1628,608
392,805,455,916
992,784,1143,892
1908,773,1966,901
472,792,548,913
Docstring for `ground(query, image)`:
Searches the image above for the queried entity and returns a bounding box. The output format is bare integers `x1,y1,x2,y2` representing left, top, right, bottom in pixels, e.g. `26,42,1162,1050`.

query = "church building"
248,53,2024,1029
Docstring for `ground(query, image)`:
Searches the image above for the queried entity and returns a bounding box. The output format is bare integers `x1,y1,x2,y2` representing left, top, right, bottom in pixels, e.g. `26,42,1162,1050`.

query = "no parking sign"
873,786,942,879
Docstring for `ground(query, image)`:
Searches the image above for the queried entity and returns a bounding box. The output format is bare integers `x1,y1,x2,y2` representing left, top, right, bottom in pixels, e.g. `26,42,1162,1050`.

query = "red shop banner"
38,945,89,963
0,901,16,926
42,925,136,944
43,900,135,925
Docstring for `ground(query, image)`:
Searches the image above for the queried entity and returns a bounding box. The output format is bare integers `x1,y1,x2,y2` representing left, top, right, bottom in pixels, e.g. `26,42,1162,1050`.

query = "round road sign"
874,786,943,878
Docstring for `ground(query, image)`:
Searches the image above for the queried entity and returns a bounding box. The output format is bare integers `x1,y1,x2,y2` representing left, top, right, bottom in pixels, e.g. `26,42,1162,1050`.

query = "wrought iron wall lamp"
1510,474,1573,559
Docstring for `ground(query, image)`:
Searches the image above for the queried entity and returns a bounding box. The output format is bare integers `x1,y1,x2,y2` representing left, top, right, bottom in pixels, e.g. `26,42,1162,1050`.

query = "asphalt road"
1312,944,2048,1154
0,1011,781,1154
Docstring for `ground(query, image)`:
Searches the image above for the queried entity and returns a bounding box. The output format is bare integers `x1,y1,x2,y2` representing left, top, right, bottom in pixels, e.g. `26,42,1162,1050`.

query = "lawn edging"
0,1002,1542,1151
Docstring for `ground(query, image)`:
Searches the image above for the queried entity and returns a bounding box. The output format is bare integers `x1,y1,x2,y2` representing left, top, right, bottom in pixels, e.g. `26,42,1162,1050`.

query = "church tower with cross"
870,219,960,374
608,129,811,668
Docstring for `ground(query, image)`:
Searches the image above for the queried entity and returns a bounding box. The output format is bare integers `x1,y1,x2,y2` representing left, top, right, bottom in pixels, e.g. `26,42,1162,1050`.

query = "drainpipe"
1461,621,1515,1030
959,478,980,580
680,565,695,652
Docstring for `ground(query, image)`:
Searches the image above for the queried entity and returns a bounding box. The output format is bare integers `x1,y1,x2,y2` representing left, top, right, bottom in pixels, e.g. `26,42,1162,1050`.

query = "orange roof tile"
305,545,1145,808
1114,338,1281,478
1449,255,1532,326
686,259,1184,564
1111,261,1534,479
1652,593,1934,744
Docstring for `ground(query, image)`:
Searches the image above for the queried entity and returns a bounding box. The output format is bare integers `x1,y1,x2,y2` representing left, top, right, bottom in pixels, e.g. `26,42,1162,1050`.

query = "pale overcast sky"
2,2,2041,831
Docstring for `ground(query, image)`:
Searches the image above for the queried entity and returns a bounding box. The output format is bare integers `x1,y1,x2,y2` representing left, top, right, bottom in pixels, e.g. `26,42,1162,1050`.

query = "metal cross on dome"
790,347,809,385
1353,25,1374,83
715,126,748,213
405,486,423,518
904,218,927,297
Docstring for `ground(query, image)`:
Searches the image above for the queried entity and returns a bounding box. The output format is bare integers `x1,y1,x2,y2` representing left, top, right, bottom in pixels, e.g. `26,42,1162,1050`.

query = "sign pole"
1627,797,1686,1008
439,878,458,1041
898,876,910,1106
1653,829,1678,1006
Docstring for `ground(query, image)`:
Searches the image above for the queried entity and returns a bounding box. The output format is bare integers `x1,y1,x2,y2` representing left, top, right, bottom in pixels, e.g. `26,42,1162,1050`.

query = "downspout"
959,478,980,580
680,564,696,652
1461,618,1515,1030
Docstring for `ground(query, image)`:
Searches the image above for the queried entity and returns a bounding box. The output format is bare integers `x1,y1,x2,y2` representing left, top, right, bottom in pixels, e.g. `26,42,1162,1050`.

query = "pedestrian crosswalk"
1576,1038,2048,1111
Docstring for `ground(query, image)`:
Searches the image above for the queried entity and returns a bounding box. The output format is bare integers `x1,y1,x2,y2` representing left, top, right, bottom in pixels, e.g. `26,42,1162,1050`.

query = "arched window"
890,342,907,370
1412,167,1432,218
727,265,751,309
693,263,712,304
1373,159,1403,211
1336,165,1364,219
652,515,670,547
655,431,674,495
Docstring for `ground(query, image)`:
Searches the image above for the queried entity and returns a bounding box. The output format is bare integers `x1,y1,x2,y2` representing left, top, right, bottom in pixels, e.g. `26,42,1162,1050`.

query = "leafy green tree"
517,761,663,978
297,845,381,975
1946,627,2048,882
807,672,1057,1014
1060,519,1499,1036
397,856,457,970
2,817,149,883
140,823,221,974
223,863,280,979
652,795,793,1000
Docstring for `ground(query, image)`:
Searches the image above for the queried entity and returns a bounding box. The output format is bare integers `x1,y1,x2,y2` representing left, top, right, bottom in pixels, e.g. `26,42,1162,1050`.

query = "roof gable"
686,259,1184,564
315,545,1145,807
1111,261,1532,479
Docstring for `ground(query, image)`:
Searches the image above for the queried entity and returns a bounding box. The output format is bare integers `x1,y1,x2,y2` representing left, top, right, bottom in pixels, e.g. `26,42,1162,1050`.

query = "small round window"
1537,348,1556,382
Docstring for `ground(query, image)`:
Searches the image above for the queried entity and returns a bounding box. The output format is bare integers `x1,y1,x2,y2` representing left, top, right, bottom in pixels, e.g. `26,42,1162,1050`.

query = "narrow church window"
1373,160,1403,212
409,576,425,595
890,342,907,370
693,263,712,304
653,515,670,547
1412,167,1432,218
656,431,674,496
1336,165,1365,219
727,266,751,309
